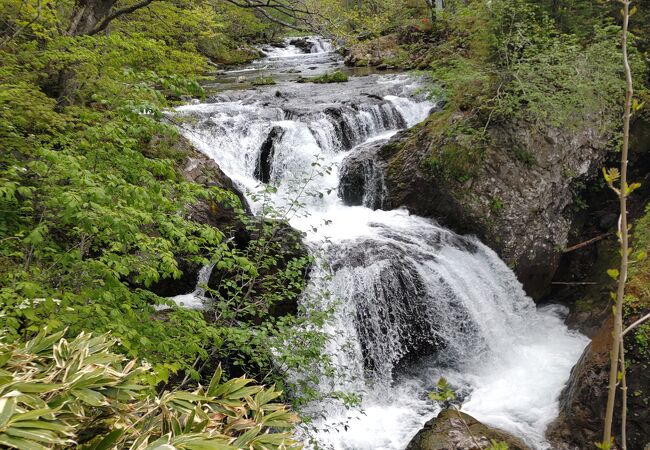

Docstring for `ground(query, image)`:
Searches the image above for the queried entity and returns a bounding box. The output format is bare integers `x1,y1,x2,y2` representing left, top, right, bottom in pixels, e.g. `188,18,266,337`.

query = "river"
173,37,589,450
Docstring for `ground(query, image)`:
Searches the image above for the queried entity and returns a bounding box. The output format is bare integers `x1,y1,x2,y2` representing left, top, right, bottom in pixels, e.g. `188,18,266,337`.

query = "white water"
168,263,214,309
174,40,588,449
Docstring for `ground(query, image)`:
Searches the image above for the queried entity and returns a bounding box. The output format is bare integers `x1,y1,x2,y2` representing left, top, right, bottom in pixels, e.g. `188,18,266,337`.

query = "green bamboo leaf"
88,428,125,450
10,421,70,432
207,366,223,397
4,427,65,444
231,425,262,447
0,397,16,428
12,383,63,393
9,408,55,423
72,388,107,406
0,433,49,450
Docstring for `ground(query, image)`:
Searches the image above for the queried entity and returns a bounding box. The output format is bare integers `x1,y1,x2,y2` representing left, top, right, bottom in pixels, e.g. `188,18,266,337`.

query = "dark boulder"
145,137,250,297
406,409,532,450
338,140,387,209
377,115,610,300
547,315,650,450
254,126,285,183
289,37,313,53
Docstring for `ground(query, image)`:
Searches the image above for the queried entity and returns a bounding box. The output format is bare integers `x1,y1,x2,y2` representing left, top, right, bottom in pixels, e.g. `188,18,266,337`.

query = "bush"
0,329,301,450
252,76,277,86
309,71,349,83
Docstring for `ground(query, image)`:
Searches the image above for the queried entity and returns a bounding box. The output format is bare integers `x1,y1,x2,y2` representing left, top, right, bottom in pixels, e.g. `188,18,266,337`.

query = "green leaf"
207,365,223,397
0,433,49,450
71,388,107,406
89,429,125,450
0,398,16,428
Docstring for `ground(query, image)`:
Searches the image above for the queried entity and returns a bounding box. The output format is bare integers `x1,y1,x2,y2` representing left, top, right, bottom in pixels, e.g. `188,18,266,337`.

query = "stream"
173,37,589,450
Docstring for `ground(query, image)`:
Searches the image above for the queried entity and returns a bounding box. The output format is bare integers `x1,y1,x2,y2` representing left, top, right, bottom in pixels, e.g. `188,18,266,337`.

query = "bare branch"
622,312,650,336
88,0,157,36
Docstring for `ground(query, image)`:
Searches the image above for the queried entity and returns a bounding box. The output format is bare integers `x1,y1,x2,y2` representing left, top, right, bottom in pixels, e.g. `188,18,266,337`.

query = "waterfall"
168,263,214,310
173,39,588,450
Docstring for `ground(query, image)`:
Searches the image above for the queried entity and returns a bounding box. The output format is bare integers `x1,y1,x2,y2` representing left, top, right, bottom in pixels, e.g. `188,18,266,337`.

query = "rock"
149,259,203,297
207,219,308,318
406,409,532,450
357,31,375,41
547,315,650,450
142,136,249,297
254,126,285,183
546,318,613,450
377,116,610,299
181,147,251,239
148,137,310,316
289,37,313,53
338,140,387,209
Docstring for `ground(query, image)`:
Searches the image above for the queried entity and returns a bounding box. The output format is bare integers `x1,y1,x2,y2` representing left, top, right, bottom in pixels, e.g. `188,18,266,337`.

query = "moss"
308,71,349,83
422,112,488,182
512,146,535,166
490,196,504,213
624,206,650,356
251,76,276,86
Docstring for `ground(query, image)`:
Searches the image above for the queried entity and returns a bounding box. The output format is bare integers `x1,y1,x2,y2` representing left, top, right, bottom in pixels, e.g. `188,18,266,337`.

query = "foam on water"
173,39,588,450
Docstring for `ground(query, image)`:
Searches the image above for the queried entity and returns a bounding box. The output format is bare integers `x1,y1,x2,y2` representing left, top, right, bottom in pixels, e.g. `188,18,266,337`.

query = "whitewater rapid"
174,37,589,450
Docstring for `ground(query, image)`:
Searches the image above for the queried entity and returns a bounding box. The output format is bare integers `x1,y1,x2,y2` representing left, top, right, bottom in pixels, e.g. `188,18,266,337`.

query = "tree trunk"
66,0,116,36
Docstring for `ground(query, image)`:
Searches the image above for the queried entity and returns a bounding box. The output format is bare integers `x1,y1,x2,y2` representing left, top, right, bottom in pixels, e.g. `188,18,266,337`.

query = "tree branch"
88,0,157,36
0,0,41,48
622,312,650,336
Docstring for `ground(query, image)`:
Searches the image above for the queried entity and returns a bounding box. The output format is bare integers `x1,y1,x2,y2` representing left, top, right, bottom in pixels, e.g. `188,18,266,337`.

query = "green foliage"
0,329,301,449
487,440,509,450
512,147,535,167
307,71,349,84
0,0,333,401
252,76,277,86
424,116,487,182
428,377,456,405
490,197,504,214
625,205,650,357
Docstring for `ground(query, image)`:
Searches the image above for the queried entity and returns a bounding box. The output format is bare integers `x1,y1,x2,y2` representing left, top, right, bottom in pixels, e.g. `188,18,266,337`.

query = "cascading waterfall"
166,263,214,310
174,39,588,450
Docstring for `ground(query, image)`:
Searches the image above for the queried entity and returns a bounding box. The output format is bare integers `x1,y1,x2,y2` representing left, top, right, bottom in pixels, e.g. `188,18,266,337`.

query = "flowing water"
174,37,589,450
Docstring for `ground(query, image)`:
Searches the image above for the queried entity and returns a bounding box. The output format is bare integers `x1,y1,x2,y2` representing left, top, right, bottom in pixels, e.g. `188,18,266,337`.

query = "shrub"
309,71,349,83
0,329,301,450
252,76,277,86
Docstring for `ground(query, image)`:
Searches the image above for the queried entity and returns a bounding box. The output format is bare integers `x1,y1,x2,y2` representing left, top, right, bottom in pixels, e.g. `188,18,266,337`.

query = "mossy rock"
406,409,531,450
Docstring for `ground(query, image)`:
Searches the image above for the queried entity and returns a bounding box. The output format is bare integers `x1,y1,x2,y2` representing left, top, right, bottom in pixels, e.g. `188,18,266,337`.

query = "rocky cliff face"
368,113,609,299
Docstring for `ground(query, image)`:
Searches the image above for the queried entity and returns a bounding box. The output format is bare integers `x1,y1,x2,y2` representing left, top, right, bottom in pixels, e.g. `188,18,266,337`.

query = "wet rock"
547,315,650,450
143,137,249,297
377,117,610,300
289,37,313,53
406,409,532,450
157,139,310,316
149,259,203,297
339,140,387,209
254,126,285,183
